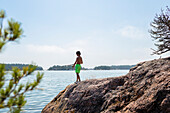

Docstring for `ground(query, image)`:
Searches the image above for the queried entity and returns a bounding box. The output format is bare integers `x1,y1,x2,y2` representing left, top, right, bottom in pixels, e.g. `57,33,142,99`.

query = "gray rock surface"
42,57,170,113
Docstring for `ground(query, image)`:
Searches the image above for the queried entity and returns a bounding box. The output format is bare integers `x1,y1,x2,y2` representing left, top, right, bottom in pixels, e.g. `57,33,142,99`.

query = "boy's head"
76,51,81,56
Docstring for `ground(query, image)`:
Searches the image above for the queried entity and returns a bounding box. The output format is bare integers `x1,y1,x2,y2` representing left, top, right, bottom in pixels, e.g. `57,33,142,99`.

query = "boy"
72,51,83,83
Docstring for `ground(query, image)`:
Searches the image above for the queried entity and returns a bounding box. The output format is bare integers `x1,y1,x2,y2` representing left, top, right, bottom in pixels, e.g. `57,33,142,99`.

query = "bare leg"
76,73,78,82
76,73,81,82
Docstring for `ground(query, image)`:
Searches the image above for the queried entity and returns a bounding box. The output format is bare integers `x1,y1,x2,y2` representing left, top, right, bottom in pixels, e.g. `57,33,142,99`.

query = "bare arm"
81,57,83,64
72,58,78,67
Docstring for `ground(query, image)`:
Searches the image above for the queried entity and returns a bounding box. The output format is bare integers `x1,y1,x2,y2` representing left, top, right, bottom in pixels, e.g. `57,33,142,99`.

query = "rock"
42,57,170,113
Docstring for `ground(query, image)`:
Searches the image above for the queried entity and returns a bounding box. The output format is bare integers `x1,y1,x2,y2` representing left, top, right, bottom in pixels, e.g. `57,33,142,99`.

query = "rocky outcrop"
42,57,170,113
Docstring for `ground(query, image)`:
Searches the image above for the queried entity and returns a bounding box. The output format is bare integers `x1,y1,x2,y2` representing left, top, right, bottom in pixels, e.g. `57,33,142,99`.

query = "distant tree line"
1,63,43,70
48,65,88,70
48,65,135,70
0,64,136,71
94,65,135,70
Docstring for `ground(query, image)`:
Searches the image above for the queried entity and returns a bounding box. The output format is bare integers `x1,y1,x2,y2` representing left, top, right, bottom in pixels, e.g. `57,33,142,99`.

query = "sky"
0,0,170,69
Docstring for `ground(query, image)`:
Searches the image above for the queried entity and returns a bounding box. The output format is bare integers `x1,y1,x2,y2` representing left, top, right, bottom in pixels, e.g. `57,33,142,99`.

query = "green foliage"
0,11,23,50
7,19,23,41
149,6,170,55
0,9,43,112
0,10,6,18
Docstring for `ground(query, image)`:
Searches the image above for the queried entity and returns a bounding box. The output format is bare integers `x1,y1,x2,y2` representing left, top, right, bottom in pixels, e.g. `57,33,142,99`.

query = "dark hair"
76,51,81,55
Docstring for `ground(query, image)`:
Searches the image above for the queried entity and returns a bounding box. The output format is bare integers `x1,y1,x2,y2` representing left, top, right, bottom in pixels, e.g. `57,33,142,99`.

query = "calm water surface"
1,70,129,113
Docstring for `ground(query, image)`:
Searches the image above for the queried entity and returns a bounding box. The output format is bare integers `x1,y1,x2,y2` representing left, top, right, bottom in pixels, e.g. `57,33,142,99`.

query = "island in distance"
1,63,135,71
48,65,135,70
1,63,44,71
48,65,88,71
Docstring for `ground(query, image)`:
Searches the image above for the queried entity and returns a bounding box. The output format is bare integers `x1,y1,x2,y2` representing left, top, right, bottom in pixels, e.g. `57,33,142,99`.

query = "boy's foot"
74,81,81,84
74,81,78,84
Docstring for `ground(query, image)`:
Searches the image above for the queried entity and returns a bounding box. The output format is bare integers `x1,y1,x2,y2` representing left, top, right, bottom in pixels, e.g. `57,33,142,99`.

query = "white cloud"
26,39,89,54
26,45,65,53
112,25,148,39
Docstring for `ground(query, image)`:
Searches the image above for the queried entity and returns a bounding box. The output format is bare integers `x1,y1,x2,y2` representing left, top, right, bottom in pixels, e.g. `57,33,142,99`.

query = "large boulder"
42,57,170,113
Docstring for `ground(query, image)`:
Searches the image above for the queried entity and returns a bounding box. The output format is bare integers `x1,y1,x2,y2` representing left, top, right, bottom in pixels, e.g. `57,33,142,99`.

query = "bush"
0,10,43,112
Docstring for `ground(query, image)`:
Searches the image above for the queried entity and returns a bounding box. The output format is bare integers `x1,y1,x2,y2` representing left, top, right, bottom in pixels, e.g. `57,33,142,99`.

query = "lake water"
0,70,129,113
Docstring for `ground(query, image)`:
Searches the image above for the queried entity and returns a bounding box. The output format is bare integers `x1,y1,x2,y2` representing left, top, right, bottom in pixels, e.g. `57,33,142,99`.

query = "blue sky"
0,0,170,69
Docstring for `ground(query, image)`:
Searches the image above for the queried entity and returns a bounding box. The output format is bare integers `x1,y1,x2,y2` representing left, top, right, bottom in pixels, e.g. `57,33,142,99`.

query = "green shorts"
75,64,81,73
